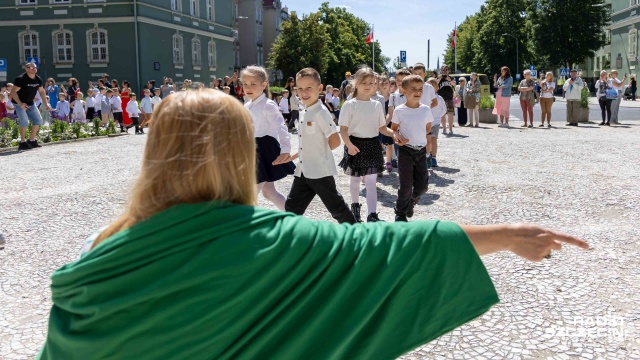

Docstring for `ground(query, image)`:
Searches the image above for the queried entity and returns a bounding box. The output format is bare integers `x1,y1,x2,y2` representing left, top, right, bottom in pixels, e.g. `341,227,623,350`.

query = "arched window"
173,33,184,65
18,29,40,64
86,27,109,63
192,37,202,67
52,28,74,64
208,40,217,69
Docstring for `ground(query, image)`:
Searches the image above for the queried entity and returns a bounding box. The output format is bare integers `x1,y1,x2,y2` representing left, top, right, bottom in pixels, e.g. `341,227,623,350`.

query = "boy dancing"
284,68,357,224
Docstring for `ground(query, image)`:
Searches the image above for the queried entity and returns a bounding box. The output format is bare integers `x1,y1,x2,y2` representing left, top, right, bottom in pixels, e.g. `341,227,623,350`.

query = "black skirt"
256,135,295,183
339,136,384,177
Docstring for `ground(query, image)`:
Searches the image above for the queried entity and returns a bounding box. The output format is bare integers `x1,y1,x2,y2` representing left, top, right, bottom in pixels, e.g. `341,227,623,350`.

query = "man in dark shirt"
340,72,352,100
102,74,112,88
9,61,51,150
437,64,455,134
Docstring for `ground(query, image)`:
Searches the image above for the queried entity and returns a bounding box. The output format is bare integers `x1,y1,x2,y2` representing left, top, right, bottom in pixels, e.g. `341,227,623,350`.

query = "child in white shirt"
106,88,125,133
288,87,302,132
338,67,397,223
283,68,357,224
71,91,87,123
125,92,142,134
279,89,291,128
242,66,294,211
391,75,434,222
138,89,153,133
85,90,96,120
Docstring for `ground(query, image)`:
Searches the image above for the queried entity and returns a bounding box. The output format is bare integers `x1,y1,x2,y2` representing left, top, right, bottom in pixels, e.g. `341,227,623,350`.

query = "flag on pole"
366,27,374,44
451,29,457,48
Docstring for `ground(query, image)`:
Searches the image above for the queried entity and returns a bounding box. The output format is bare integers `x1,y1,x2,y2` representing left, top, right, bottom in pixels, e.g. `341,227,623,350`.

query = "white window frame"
18,29,40,64
208,40,217,70
52,28,74,64
171,0,182,12
17,0,37,5
173,33,184,66
49,0,71,4
192,37,202,67
85,0,106,2
632,0,640,7
630,28,638,57
190,0,199,17
86,27,109,63
206,0,215,21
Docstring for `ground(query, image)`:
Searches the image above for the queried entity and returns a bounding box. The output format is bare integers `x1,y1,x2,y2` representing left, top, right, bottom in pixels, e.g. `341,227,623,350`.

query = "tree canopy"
268,2,389,87
442,0,609,77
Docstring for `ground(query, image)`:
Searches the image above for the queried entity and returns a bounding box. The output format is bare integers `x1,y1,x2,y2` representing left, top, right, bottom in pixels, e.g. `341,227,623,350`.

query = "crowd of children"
240,63,455,223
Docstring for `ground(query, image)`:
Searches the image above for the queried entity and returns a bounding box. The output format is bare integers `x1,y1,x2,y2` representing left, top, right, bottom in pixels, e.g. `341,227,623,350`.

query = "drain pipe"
134,0,141,94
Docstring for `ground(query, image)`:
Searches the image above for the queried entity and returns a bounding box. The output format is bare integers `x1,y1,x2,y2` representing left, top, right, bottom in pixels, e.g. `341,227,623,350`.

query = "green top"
38,202,499,360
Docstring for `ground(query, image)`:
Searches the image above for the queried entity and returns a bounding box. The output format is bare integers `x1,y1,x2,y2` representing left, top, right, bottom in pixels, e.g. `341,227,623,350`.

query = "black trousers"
289,110,299,130
113,112,124,129
127,116,140,132
395,146,429,215
598,98,612,122
285,174,357,224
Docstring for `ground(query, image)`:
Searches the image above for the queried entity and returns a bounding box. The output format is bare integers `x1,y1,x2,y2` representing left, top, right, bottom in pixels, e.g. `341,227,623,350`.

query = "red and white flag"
366,27,374,44
451,29,457,48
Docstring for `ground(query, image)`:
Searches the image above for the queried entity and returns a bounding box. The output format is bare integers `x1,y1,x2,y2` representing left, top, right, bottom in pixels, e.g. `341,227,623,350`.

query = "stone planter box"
577,107,590,123
479,109,497,124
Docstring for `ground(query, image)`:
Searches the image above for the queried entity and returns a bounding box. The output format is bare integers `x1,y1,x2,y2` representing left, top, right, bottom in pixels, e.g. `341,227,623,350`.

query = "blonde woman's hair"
545,72,554,81
351,67,376,98
241,65,271,99
91,90,257,249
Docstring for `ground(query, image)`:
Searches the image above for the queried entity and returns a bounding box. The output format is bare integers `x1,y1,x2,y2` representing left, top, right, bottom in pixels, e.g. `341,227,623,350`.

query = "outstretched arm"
460,224,589,262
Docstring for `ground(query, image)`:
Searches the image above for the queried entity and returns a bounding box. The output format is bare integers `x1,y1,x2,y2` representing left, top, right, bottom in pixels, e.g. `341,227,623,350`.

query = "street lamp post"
502,33,519,77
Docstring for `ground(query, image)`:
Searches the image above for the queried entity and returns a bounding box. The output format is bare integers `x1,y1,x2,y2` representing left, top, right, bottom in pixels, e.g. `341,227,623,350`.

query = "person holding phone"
161,77,175,99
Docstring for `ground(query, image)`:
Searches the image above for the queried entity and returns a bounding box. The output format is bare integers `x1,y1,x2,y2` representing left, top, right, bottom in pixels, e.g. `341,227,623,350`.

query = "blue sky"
284,0,486,69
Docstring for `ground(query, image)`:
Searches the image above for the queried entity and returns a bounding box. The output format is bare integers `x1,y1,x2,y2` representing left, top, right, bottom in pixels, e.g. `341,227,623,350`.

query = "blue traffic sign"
400,51,407,63
530,65,535,71
516,74,521,80
559,67,569,76
27,57,39,67
531,70,538,78
0,58,6,72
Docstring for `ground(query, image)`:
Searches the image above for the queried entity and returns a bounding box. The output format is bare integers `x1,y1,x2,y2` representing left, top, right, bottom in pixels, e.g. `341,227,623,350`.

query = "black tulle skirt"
256,136,295,183
339,136,384,177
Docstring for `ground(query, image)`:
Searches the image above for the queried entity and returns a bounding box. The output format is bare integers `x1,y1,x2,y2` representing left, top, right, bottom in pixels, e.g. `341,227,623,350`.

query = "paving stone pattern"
1,121,639,359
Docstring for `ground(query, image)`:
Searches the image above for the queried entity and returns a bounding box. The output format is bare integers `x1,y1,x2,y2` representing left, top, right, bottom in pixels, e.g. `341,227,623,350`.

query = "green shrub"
580,87,589,109
479,96,495,110
269,86,284,94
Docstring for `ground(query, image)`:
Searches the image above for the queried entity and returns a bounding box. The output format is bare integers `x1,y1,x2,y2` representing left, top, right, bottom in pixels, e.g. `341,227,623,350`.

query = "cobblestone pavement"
1,119,639,360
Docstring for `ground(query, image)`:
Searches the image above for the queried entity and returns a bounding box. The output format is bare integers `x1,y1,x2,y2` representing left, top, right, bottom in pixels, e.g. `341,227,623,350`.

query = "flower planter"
577,107,590,123
479,109,497,124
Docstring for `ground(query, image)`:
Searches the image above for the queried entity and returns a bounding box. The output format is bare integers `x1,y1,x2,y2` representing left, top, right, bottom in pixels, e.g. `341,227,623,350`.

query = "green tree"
444,15,479,73
527,0,610,68
267,12,333,81
318,2,389,86
392,56,402,71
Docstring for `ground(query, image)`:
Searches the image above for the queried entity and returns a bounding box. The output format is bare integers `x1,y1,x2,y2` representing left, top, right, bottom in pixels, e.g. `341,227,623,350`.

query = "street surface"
1,115,639,359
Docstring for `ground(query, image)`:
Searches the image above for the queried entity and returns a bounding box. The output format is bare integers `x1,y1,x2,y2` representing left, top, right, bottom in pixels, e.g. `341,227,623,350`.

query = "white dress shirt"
245,93,292,154
294,100,339,179
126,100,140,117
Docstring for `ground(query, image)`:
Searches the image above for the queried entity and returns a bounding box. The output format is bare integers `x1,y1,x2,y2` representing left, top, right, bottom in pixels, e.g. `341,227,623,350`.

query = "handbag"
606,88,618,100
465,94,477,108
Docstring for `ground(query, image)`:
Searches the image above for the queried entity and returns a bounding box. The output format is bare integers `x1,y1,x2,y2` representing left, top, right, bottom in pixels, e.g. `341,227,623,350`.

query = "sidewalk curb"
0,133,128,154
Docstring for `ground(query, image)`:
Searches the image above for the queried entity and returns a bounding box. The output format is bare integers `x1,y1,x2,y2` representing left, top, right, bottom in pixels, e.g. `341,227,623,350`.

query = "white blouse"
338,98,386,138
245,93,292,154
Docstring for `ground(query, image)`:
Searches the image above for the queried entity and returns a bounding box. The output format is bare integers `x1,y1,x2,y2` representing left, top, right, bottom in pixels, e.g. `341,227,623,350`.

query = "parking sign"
400,51,406,63
0,58,6,82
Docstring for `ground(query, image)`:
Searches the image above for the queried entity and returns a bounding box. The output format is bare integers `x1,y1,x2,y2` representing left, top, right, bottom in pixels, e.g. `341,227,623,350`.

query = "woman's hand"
462,224,589,262
272,153,290,165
